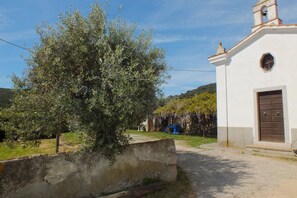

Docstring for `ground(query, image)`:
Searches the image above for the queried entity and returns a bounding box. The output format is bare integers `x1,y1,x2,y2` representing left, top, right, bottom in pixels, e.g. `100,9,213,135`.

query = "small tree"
5,4,168,160
1,87,67,149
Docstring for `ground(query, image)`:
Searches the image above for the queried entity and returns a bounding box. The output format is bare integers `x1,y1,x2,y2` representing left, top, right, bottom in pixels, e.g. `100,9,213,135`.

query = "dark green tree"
4,4,167,160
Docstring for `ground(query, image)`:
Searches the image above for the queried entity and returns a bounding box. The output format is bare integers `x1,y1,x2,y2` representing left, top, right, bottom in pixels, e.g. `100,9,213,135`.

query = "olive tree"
5,4,167,160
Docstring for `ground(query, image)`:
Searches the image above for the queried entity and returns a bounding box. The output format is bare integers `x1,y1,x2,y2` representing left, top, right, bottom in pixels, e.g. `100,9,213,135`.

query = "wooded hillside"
179,83,216,99
157,83,216,108
166,83,216,101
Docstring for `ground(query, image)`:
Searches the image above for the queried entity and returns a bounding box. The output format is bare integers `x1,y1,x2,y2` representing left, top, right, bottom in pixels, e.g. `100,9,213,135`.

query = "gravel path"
131,134,297,198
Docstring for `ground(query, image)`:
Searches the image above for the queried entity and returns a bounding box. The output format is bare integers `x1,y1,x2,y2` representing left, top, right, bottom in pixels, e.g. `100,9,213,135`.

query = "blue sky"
1,0,297,96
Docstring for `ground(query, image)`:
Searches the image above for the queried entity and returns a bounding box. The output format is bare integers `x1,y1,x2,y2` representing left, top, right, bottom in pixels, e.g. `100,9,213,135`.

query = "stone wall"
0,139,177,198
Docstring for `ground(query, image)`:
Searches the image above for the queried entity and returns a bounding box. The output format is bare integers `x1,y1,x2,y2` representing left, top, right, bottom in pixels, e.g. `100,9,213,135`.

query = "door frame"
253,86,289,145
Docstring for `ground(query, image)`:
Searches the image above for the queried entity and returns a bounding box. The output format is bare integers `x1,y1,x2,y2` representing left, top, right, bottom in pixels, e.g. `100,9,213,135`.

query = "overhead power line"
170,69,215,73
0,38,215,73
0,38,32,52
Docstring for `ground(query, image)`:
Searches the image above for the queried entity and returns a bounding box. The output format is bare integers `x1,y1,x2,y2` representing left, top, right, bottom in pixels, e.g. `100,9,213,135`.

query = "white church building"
209,0,297,149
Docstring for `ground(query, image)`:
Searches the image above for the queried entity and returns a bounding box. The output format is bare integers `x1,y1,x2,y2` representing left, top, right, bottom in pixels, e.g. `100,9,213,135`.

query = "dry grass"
0,132,81,161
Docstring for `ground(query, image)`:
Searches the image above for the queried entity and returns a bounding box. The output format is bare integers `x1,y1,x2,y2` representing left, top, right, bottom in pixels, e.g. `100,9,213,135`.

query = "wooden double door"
258,90,285,143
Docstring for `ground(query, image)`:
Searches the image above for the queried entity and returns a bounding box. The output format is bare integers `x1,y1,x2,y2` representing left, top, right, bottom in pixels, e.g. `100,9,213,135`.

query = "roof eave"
208,53,227,66
227,24,297,57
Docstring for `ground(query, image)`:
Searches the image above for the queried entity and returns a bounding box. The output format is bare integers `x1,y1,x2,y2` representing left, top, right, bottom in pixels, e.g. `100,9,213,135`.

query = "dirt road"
177,144,297,198
131,134,297,198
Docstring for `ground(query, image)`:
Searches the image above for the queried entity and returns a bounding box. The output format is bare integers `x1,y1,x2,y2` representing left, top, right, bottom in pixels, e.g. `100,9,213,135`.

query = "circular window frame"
260,53,275,72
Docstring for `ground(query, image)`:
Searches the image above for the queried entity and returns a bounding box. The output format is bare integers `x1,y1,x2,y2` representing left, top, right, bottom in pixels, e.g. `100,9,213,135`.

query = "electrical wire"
0,38,215,73
0,38,32,52
170,69,215,73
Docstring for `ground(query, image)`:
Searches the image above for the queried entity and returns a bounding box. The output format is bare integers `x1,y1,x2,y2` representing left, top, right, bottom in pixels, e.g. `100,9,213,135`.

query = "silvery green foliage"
4,4,167,160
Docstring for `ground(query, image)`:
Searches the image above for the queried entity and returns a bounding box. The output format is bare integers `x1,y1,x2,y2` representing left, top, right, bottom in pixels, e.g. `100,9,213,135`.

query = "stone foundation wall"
291,129,297,149
0,139,177,198
218,127,254,147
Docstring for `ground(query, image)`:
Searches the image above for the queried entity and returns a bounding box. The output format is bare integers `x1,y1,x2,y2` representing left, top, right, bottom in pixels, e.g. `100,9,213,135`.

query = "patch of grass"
0,139,56,161
0,132,81,161
60,132,82,145
128,130,216,148
144,166,193,198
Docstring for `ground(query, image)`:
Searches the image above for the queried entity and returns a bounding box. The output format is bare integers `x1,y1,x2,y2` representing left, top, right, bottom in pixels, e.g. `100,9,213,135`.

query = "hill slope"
166,83,216,101
158,83,216,107
179,83,216,99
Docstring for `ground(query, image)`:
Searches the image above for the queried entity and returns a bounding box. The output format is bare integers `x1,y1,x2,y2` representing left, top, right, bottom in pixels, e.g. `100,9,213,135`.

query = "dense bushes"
0,89,14,142
154,93,217,137
0,129,5,142
0,107,69,143
0,109,8,142
0,88,14,108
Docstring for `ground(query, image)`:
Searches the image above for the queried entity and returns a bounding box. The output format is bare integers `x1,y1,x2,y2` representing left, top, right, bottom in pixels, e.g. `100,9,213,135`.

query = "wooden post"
55,132,60,153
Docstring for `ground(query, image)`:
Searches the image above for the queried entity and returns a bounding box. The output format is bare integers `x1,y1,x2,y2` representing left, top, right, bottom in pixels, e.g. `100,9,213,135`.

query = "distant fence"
0,139,177,198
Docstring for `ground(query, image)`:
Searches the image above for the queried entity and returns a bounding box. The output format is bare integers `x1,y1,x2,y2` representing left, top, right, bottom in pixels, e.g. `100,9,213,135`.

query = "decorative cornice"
208,53,227,66
228,25,297,57
209,24,297,66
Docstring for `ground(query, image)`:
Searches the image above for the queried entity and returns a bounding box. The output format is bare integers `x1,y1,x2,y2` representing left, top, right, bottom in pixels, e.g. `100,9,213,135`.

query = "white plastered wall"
224,32,297,145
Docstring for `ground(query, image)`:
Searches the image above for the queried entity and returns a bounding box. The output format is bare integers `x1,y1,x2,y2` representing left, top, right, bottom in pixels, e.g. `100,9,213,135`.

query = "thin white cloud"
169,71,215,83
153,35,210,44
0,56,24,63
162,70,216,96
0,6,19,29
153,35,185,44
139,0,253,31
0,78,12,88
0,78,10,82
0,13,10,29
279,1,297,22
153,33,245,47
163,68,216,96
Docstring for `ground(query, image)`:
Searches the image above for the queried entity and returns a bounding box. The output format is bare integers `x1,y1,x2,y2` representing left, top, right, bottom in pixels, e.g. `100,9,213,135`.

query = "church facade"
209,0,297,149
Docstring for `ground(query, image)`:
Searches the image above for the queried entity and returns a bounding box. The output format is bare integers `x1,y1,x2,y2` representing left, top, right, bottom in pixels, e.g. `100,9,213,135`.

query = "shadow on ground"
177,151,251,198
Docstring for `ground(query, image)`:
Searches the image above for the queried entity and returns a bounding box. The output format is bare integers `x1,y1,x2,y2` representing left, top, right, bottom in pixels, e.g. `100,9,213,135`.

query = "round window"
260,53,274,71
